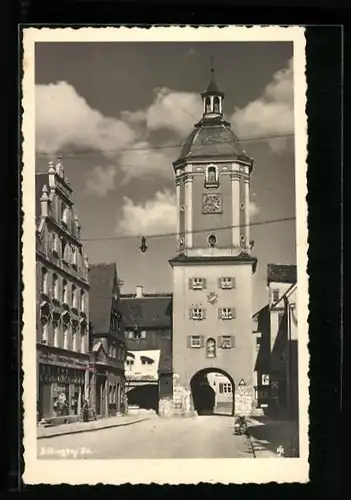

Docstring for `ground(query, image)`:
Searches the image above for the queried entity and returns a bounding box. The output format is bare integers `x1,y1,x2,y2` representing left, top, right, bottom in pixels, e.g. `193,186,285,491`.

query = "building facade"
36,158,90,423
207,372,234,413
120,287,173,414
253,264,298,418
169,68,258,417
88,263,126,418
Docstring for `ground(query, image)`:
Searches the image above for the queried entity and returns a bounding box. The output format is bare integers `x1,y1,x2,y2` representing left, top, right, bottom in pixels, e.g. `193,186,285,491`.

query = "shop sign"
39,350,88,369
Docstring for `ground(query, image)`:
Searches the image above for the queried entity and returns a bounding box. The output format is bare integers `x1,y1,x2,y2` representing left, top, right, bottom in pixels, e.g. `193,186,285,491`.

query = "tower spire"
201,56,224,117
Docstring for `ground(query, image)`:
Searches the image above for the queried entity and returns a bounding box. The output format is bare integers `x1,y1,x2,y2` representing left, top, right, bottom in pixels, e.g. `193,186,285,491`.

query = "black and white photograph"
22,26,309,485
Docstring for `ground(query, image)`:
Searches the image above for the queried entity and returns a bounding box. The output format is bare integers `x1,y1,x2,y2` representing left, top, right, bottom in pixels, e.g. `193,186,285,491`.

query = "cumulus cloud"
84,165,117,197
115,189,177,236
118,140,175,184
231,58,294,152
145,87,202,137
36,81,136,155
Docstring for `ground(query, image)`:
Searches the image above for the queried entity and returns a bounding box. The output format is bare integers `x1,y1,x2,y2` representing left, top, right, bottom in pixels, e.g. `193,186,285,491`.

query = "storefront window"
53,384,69,416
71,386,80,415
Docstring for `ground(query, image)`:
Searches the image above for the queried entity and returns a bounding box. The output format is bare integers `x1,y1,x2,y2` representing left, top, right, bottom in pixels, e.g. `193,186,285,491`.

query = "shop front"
92,365,124,418
37,348,90,423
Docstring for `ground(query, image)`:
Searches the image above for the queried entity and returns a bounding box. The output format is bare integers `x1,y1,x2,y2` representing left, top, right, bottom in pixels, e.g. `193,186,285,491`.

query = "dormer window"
205,165,219,187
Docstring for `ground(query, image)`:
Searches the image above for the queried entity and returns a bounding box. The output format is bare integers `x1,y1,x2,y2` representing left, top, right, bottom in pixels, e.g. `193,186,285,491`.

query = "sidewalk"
247,417,299,458
37,414,149,440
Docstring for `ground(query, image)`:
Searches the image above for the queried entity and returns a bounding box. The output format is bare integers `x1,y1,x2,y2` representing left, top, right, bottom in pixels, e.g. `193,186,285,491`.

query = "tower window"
219,335,235,349
219,277,235,289
273,289,280,303
205,165,219,186
190,277,206,290
213,96,220,113
189,335,202,348
219,308,235,320
205,97,211,113
190,308,205,320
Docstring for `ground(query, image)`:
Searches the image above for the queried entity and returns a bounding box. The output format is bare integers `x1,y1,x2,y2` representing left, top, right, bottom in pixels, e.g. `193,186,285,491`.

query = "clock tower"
168,67,258,417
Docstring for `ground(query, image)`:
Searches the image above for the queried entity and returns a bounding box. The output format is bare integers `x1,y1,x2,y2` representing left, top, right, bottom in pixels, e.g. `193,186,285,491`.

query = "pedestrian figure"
82,399,89,422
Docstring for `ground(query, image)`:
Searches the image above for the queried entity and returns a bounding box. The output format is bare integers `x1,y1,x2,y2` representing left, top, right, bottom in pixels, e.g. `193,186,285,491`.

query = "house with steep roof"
253,263,298,419
36,158,90,424
88,262,126,417
120,286,173,413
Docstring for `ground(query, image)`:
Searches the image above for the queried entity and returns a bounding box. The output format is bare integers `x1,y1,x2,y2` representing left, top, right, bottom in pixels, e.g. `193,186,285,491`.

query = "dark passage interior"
126,384,159,412
190,375,216,415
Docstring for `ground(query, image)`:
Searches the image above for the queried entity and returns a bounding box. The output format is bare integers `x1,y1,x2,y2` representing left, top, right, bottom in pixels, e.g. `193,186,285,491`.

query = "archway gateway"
190,368,235,416
126,384,159,412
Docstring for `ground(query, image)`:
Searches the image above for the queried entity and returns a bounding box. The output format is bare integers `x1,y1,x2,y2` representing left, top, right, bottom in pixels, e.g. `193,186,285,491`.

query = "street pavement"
37,414,253,459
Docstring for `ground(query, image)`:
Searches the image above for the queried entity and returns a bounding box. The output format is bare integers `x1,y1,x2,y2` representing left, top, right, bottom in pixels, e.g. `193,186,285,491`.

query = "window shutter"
231,335,236,348
203,278,207,289
218,308,222,319
187,336,192,348
200,336,205,348
202,308,206,319
232,278,236,289
188,278,193,289
218,278,222,289
231,307,236,318
189,308,193,319
218,335,223,347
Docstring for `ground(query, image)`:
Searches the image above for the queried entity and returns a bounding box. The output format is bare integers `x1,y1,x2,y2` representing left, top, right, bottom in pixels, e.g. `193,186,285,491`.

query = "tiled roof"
89,263,118,334
120,296,172,329
35,173,49,224
267,264,297,285
176,122,245,163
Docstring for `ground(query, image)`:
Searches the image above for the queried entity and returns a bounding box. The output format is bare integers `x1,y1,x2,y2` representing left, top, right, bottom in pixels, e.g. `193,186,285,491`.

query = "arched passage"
126,384,158,412
190,368,235,416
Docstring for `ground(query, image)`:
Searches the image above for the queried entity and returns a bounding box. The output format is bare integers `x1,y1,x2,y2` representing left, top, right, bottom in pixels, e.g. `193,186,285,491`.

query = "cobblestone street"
37,415,253,459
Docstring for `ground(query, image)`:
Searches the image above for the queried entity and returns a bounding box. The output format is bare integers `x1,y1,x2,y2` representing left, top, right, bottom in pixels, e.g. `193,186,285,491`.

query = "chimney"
136,285,144,298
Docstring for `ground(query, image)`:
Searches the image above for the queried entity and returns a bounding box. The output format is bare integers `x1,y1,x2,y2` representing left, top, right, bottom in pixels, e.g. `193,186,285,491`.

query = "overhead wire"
81,216,296,243
36,132,294,159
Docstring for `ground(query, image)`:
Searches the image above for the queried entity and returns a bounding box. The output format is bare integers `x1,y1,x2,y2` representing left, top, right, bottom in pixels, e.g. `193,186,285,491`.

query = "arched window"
52,273,59,300
205,165,219,186
61,203,69,225
205,97,211,113
206,338,216,358
213,96,220,113
72,285,78,309
80,290,86,313
41,267,48,295
62,279,68,304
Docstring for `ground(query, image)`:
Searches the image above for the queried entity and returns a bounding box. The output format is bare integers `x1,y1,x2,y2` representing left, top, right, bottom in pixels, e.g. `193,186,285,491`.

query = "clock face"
202,194,222,214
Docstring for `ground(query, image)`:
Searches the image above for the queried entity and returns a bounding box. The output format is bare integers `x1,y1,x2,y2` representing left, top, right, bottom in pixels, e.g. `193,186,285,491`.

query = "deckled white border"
22,26,309,485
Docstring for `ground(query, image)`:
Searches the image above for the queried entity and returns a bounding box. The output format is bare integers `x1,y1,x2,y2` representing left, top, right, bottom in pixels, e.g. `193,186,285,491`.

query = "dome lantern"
201,58,224,118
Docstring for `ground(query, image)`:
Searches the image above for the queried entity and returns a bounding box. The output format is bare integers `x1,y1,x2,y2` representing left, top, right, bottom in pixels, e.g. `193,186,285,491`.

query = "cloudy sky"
35,41,296,311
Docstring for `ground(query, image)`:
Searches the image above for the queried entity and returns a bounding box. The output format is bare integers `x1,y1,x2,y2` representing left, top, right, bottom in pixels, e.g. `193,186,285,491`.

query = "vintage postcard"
22,26,309,484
